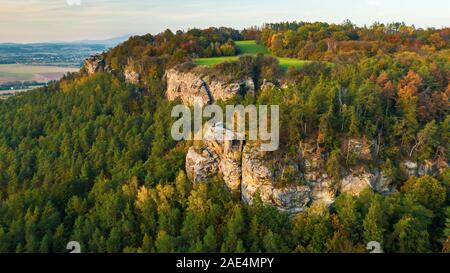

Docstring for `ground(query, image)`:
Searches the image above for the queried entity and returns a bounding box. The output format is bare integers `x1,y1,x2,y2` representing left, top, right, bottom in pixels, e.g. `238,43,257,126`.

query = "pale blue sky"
0,0,449,43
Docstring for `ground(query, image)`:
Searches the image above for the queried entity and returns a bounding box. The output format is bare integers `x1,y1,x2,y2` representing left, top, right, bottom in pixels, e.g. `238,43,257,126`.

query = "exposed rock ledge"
185,126,443,214
241,144,311,214
186,124,244,191
84,55,140,84
166,68,255,106
84,54,105,75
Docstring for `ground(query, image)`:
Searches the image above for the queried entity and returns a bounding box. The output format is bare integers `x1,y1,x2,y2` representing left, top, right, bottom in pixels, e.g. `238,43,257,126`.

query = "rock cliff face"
185,129,444,214
301,146,335,205
84,54,105,75
399,160,446,177
340,168,376,196
124,64,140,84
166,68,255,106
186,124,244,191
84,55,140,84
185,146,219,184
184,127,361,213
241,144,311,214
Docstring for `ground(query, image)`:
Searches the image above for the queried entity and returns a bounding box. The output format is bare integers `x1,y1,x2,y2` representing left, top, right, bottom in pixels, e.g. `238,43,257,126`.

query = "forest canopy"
0,21,448,253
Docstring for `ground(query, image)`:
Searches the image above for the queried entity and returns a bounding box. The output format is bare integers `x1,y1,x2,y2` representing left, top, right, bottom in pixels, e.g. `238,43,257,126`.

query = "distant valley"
0,35,129,94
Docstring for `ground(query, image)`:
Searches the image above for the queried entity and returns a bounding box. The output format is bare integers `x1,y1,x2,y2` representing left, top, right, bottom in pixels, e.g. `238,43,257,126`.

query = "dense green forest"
0,22,449,253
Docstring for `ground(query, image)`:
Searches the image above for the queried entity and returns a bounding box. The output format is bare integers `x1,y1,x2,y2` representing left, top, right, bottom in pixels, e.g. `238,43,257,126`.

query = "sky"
0,0,449,43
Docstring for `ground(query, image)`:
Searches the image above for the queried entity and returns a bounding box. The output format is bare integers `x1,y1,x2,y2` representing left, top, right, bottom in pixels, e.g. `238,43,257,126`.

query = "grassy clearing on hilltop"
194,40,309,70
193,56,239,66
235,40,270,55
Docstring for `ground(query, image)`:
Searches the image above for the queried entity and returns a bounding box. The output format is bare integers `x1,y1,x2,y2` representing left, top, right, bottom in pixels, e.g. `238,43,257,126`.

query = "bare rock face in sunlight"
400,160,441,177
124,64,140,84
241,144,311,214
84,54,105,75
186,123,245,192
204,124,244,192
185,146,219,184
339,168,375,196
345,138,372,161
165,67,255,107
166,68,212,106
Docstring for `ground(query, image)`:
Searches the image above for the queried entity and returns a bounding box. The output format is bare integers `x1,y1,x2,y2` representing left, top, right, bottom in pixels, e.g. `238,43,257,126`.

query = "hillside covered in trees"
0,21,449,253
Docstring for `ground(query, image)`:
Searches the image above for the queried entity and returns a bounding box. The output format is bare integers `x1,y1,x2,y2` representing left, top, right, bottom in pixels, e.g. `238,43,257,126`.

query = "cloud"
66,0,81,6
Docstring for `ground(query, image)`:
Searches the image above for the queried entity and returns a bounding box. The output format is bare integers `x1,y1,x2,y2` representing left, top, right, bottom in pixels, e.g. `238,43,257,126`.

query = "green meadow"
194,40,308,70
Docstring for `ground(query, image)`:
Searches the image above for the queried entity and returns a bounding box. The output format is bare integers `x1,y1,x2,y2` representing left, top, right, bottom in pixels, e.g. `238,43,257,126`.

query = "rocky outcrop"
301,147,336,206
185,133,395,214
340,168,376,196
241,144,311,214
124,64,140,84
185,146,219,184
203,123,244,191
370,171,393,194
345,138,372,161
185,123,244,191
166,68,255,106
84,54,140,84
185,131,446,213
400,160,444,177
84,54,105,75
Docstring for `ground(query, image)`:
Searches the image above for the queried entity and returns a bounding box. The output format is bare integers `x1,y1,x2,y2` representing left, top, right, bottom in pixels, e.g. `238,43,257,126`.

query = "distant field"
0,64,79,83
194,40,309,70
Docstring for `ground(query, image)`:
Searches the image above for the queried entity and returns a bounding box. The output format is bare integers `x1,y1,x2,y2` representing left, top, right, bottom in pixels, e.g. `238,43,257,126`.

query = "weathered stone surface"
340,169,375,196
241,145,273,205
370,171,393,194
185,123,244,191
185,129,440,214
301,145,336,205
185,146,219,184
400,159,443,178
241,144,311,214
401,160,419,177
84,54,105,75
272,186,311,214
124,64,140,84
204,123,244,192
166,69,211,106
345,138,372,161
166,68,255,106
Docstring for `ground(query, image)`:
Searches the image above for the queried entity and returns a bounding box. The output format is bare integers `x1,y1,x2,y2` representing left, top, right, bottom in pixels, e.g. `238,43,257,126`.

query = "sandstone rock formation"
80,53,445,215
301,147,335,205
185,123,244,191
84,54,105,75
241,144,311,214
185,146,219,184
400,159,446,177
185,127,400,214
345,138,372,161
124,64,140,84
184,127,445,214
166,68,255,106
84,54,140,84
340,168,375,196
203,123,244,191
